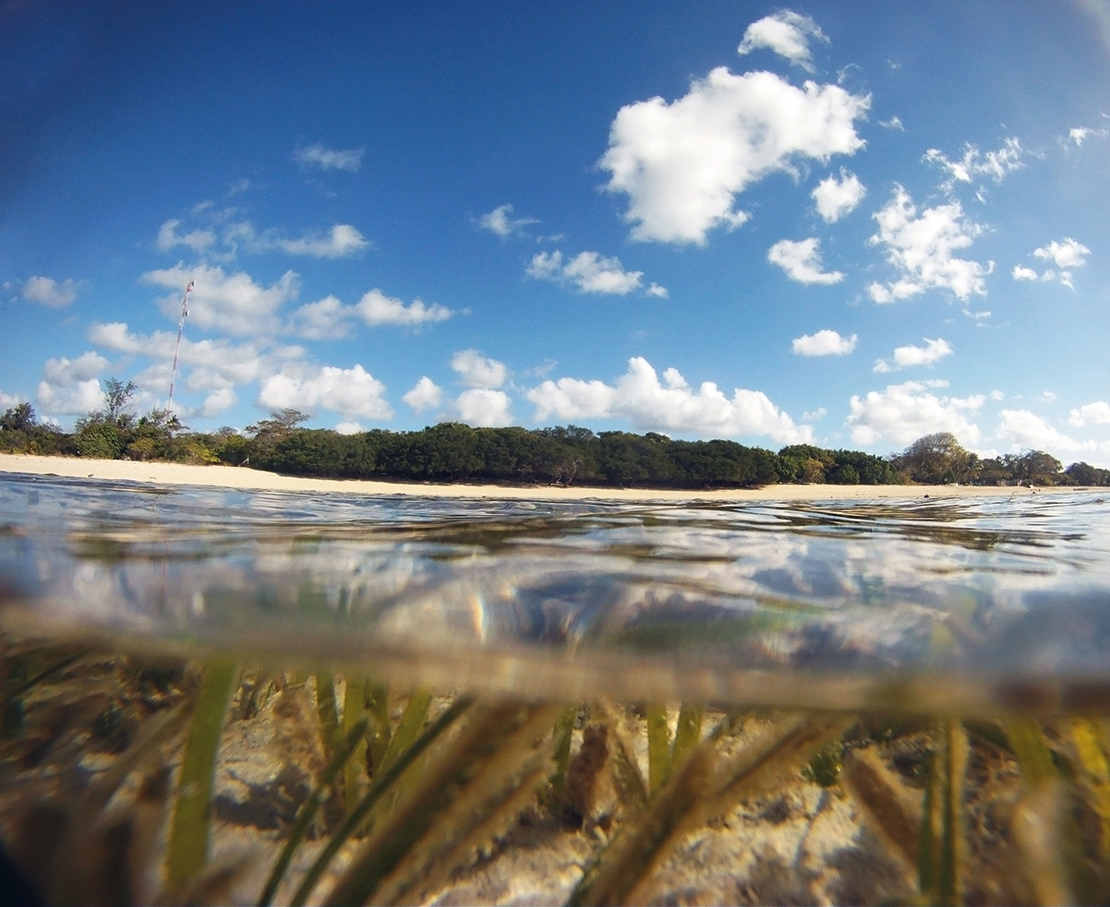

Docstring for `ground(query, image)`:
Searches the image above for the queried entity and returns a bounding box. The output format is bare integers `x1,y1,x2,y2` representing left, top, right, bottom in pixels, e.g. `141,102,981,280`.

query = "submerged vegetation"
3,389,1109,489
5,637,1110,904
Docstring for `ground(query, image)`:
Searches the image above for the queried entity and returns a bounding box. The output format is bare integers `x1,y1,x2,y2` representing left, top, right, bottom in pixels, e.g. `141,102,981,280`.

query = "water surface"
2,472,1109,713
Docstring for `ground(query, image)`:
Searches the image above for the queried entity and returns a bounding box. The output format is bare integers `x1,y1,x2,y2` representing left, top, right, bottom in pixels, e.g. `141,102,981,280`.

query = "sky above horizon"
3,2,1110,466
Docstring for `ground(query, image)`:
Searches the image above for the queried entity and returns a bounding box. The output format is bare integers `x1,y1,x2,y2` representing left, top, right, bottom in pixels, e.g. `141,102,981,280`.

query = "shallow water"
2,472,1110,714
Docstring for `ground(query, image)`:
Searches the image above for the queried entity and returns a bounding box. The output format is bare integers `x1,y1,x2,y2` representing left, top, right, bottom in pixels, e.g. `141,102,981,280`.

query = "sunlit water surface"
2,472,1110,714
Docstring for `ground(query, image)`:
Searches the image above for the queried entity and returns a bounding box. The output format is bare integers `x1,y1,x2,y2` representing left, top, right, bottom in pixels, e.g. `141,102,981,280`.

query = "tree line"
2,384,1108,489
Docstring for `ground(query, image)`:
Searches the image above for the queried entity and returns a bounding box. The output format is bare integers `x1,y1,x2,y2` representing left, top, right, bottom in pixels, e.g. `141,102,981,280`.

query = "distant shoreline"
0,452,1084,503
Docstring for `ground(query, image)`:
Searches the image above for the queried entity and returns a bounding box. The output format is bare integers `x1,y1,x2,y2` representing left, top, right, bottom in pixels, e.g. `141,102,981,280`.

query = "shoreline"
0,452,1081,502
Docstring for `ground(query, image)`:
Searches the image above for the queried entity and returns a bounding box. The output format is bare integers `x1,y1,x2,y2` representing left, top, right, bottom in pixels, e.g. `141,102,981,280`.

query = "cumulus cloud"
287,289,453,336
1035,237,1091,269
997,409,1093,455
294,143,364,172
792,329,857,356
476,204,539,238
526,356,811,444
767,238,843,284
847,379,983,447
22,276,81,308
867,186,990,303
1013,238,1091,288
88,320,303,395
736,10,828,72
451,349,507,388
923,137,1025,193
156,219,216,253
258,364,392,421
143,262,299,336
811,168,866,222
873,337,953,372
355,289,454,327
402,377,444,413
456,388,513,427
600,67,869,244
200,387,237,418
526,250,663,296
1069,401,1110,427
35,351,110,416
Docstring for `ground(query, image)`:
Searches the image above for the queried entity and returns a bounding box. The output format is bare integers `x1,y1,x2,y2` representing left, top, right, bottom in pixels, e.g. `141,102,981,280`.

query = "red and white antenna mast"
167,279,194,406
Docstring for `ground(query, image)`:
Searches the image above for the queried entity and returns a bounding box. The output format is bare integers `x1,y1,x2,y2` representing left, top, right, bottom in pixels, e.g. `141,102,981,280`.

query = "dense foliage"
3,390,1109,489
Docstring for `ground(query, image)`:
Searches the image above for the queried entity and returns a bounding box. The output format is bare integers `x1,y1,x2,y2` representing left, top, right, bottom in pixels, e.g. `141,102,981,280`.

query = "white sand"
0,452,1073,502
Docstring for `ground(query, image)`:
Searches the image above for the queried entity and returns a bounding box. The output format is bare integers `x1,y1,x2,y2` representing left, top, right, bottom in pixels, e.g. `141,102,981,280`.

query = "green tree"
0,402,35,432
894,432,978,484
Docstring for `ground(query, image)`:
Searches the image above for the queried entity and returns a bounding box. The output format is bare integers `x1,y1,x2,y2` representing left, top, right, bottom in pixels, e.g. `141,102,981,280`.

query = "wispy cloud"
475,203,539,238
923,137,1025,193
294,143,365,172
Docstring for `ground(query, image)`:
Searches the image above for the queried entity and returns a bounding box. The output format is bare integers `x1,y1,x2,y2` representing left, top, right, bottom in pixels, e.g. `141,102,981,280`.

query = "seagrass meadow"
3,473,1110,904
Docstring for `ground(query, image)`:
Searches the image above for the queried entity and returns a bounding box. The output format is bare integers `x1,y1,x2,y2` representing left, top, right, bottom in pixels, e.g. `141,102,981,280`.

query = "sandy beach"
0,452,1074,502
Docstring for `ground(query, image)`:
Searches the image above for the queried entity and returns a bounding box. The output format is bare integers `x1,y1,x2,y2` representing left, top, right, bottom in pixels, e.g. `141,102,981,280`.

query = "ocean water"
3,472,1110,715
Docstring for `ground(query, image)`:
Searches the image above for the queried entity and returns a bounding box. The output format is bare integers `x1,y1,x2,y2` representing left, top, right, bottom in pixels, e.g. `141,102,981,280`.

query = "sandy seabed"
0,452,1074,503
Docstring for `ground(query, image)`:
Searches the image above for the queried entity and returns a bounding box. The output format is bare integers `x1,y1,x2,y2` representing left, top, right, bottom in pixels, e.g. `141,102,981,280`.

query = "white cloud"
767,238,843,284
847,380,983,447
456,388,513,427
923,137,1025,193
879,116,905,131
289,295,350,339
811,169,866,222
294,143,364,172
143,262,299,336
997,410,1093,455
1013,238,1091,289
36,351,111,417
22,276,81,308
0,390,25,410
802,407,827,421
336,421,362,435
526,356,811,444
200,387,237,418
451,349,507,388
1068,126,1108,146
276,224,370,258
476,204,539,238
600,67,868,244
792,329,857,356
1034,237,1090,269
873,337,953,372
355,289,454,327
88,320,303,394
526,250,658,296
1069,401,1110,427
737,10,828,72
867,186,990,303
403,376,444,413
258,364,392,421
156,219,216,253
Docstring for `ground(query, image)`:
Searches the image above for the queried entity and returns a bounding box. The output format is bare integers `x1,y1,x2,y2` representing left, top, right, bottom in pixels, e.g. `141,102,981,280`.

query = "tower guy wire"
167,279,194,406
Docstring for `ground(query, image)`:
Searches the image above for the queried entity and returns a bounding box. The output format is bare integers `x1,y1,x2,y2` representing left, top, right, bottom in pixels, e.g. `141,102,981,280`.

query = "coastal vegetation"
2,388,1109,488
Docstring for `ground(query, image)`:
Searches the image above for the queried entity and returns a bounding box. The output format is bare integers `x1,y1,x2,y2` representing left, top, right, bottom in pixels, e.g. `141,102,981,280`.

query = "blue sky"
3,2,1110,465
